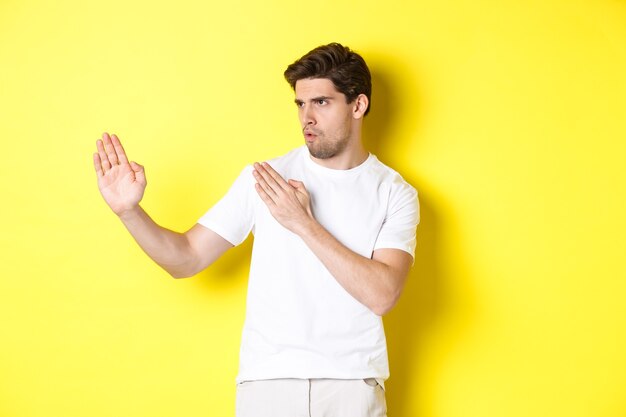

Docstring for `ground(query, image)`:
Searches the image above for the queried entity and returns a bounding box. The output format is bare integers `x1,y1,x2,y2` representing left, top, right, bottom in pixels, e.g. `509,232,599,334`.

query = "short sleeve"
373,182,420,258
197,165,255,246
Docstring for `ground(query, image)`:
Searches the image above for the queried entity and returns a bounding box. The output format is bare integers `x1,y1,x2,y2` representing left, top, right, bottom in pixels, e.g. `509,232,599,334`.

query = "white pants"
235,378,387,417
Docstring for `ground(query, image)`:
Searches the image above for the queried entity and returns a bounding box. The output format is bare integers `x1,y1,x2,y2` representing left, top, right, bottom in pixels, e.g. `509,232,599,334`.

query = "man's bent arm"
118,206,233,278
253,161,413,316
93,132,232,278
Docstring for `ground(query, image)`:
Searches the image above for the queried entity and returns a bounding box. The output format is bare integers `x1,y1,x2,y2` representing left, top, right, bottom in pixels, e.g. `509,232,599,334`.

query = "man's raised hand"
93,132,146,216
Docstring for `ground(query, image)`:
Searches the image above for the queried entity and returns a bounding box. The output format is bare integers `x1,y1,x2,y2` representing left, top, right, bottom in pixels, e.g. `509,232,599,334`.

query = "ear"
352,94,369,120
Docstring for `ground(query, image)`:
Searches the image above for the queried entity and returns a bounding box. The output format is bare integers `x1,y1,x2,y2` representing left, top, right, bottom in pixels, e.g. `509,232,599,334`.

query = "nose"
300,104,316,127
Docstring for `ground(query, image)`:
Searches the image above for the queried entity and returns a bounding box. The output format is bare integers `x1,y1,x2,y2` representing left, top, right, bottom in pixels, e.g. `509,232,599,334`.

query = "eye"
295,101,304,108
317,99,327,105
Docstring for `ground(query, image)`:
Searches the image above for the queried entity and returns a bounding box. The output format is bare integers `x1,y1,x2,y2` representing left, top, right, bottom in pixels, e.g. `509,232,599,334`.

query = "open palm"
93,132,146,215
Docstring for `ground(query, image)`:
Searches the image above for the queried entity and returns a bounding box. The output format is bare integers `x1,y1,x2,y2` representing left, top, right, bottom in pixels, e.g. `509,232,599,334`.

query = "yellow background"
1,0,625,416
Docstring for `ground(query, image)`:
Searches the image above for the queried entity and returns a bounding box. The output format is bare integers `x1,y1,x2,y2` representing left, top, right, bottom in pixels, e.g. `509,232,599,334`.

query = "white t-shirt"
198,146,419,383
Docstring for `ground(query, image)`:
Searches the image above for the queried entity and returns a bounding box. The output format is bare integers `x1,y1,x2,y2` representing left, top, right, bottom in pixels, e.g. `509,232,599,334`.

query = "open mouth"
304,130,319,141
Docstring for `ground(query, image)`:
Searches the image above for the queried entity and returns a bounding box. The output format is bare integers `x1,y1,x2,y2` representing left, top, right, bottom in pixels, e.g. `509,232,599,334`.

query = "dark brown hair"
284,43,372,116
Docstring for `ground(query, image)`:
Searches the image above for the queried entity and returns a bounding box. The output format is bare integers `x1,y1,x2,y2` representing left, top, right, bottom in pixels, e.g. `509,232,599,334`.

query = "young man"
93,43,419,417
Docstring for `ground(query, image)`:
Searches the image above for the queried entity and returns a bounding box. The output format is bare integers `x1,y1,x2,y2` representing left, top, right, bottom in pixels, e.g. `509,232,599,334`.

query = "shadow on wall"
364,60,441,417
197,234,253,290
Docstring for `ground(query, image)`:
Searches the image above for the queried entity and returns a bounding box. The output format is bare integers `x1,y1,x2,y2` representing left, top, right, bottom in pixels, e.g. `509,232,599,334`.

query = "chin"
306,143,335,160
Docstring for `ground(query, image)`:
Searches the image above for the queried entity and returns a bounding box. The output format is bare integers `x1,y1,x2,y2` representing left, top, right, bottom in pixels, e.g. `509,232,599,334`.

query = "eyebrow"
294,96,333,104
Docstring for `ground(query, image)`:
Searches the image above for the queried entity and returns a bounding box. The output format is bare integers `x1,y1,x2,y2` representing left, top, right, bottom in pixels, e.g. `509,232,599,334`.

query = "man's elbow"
368,259,411,316
169,270,194,279
166,254,216,278
370,291,401,316
165,263,199,279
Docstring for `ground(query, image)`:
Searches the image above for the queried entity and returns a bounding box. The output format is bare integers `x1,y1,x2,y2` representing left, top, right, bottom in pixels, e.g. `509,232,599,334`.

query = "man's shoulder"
367,155,417,194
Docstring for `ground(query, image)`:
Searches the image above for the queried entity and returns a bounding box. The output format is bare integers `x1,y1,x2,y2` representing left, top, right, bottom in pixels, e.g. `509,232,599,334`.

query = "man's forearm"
118,206,197,278
296,219,409,316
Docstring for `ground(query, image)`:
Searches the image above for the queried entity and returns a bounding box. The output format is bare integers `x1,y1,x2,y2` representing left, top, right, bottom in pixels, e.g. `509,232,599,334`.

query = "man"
93,43,419,417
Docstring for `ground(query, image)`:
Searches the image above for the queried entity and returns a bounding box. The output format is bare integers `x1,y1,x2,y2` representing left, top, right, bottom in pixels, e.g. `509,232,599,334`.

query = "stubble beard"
305,128,351,160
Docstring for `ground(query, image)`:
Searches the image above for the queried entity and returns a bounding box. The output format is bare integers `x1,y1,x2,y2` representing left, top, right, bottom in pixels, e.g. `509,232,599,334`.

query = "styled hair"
284,43,372,116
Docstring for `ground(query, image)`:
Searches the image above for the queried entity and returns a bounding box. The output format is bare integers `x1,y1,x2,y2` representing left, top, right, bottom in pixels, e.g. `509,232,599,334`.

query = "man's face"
294,78,355,160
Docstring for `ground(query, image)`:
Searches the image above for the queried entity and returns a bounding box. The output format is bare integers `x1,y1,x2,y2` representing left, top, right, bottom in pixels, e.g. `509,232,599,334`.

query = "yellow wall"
1,0,625,416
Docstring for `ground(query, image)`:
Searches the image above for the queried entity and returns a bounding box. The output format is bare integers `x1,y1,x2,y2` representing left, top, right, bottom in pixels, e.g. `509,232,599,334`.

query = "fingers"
255,182,276,206
93,153,104,177
95,132,128,174
253,166,278,201
253,162,280,193
96,138,112,171
254,162,289,191
263,162,290,189
111,134,129,165
102,132,120,165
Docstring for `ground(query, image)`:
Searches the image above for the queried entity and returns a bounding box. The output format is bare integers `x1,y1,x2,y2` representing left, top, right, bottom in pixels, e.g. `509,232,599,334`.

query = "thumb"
130,161,144,172
288,179,308,195
130,161,146,183
288,179,304,189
